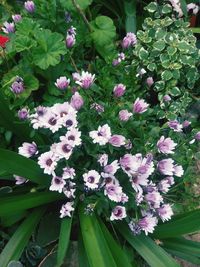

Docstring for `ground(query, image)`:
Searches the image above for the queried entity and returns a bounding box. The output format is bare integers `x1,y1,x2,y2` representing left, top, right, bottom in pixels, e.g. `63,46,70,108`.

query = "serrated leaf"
32,29,67,69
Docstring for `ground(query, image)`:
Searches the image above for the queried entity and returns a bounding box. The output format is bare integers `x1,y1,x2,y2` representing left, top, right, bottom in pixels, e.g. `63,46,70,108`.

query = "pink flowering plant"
0,1,200,267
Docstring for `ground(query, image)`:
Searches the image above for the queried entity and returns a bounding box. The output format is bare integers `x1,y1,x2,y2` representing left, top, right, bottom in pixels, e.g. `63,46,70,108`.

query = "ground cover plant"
0,0,200,266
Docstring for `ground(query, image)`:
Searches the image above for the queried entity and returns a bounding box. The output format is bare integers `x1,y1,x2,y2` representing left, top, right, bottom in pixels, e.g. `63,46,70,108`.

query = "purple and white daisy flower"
63,128,82,147
157,159,175,176
157,136,177,154
89,124,111,145
62,167,76,179
109,135,126,147
110,206,127,221
83,170,101,189
38,151,58,175
133,98,149,114
119,110,132,121
2,22,15,34
98,154,108,167
113,84,126,97
55,76,70,90
173,165,184,177
50,176,66,193
18,142,38,158
60,202,74,218
138,214,158,235
104,160,120,175
55,140,73,160
104,184,123,202
24,1,35,13
157,204,173,222
75,71,95,89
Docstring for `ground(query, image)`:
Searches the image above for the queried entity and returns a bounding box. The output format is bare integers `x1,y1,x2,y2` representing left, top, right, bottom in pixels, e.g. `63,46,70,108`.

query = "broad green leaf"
60,0,93,10
36,213,60,247
161,4,172,14
191,28,200,34
153,209,200,239
169,87,181,96
0,191,63,216
90,16,116,59
118,224,180,267
179,0,188,17
165,249,200,265
1,211,27,227
56,217,72,267
78,232,90,267
162,237,200,257
0,148,49,185
32,29,67,69
79,209,117,267
139,47,149,60
91,16,116,47
124,0,136,33
0,208,45,267
99,220,135,267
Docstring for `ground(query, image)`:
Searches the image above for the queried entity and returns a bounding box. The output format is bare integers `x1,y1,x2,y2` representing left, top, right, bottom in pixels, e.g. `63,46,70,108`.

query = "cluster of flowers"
15,81,190,236
2,1,34,34
169,0,199,17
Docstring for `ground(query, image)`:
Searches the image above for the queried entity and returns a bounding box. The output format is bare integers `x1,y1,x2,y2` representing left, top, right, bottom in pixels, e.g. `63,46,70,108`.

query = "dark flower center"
66,120,73,126
54,177,61,184
48,117,57,126
46,158,53,166
68,135,75,141
62,144,71,153
114,208,122,217
88,176,95,183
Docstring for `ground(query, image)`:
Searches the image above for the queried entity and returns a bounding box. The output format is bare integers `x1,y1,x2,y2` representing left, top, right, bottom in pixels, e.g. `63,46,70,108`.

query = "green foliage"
32,29,67,70
60,0,93,11
0,208,45,267
91,16,116,59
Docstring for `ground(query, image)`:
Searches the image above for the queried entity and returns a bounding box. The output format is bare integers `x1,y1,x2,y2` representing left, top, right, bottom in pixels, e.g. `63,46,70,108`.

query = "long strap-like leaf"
0,191,63,216
56,217,72,267
153,209,200,239
79,208,117,267
118,223,180,267
0,207,45,267
0,148,49,185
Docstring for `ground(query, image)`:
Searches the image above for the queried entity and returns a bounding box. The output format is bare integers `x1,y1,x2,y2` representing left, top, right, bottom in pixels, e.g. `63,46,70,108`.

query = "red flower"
0,35,10,48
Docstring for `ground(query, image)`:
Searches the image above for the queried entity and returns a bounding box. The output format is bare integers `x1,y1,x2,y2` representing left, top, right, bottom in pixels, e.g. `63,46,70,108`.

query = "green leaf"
0,148,49,185
165,249,200,265
90,16,116,59
0,192,63,216
153,209,200,239
169,87,181,96
91,16,116,46
56,217,72,267
15,36,36,52
124,0,136,33
60,0,93,10
153,40,166,51
78,232,90,267
118,224,180,267
161,4,172,14
162,237,200,257
145,2,158,13
139,47,149,60
79,209,117,267
99,220,135,267
0,208,45,267
36,213,60,247
32,29,67,69
161,70,173,81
